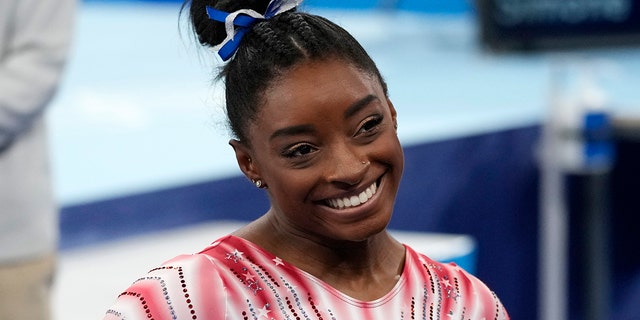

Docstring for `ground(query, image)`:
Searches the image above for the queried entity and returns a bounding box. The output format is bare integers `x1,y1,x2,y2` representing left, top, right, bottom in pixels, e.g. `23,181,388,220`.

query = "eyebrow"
269,94,380,141
270,124,316,141
343,94,380,119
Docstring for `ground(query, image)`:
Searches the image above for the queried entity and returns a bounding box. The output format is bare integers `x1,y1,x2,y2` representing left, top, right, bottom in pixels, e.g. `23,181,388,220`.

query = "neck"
234,211,406,300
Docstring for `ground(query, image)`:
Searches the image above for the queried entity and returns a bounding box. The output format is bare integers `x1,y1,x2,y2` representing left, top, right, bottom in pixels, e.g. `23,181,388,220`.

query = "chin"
329,215,391,243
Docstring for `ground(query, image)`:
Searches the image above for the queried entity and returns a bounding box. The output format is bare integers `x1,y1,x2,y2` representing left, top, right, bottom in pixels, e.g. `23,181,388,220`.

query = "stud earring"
252,179,264,188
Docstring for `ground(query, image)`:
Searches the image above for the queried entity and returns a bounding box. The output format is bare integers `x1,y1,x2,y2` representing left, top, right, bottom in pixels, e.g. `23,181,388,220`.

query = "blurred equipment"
477,0,640,51
540,61,615,320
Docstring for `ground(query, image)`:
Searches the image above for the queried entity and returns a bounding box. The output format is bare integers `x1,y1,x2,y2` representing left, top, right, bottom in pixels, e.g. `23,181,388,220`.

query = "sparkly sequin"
103,235,509,320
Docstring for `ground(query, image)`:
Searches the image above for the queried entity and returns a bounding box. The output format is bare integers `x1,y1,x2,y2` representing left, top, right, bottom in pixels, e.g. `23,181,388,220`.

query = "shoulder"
103,237,236,320
405,245,510,319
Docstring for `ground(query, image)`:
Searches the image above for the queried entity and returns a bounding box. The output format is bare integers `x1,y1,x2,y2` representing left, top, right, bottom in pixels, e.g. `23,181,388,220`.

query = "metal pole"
539,61,569,320
539,158,568,320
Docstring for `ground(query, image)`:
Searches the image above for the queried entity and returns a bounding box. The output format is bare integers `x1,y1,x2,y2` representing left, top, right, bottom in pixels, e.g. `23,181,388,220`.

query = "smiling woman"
102,0,510,319
231,59,404,246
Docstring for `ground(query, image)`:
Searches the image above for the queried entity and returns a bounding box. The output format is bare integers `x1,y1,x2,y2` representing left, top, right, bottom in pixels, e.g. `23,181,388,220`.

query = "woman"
104,0,509,319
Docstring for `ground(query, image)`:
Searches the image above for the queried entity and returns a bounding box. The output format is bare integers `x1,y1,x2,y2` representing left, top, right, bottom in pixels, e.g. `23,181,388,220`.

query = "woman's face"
236,58,404,243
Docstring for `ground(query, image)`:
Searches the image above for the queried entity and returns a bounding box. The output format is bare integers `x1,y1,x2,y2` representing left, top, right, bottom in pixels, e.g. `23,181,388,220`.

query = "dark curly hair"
183,0,388,144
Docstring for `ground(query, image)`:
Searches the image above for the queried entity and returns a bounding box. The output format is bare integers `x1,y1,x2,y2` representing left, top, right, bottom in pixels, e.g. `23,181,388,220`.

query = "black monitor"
477,0,640,51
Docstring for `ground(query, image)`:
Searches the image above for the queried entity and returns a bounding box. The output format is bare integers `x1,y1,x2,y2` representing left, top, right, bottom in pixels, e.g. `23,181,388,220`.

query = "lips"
324,181,378,210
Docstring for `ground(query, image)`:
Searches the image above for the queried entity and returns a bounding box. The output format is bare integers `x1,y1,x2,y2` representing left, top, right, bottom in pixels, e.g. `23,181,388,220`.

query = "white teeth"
350,195,360,206
325,182,378,210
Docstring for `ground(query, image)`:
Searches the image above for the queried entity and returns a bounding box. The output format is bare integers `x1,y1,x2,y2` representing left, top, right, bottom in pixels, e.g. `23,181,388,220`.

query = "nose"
325,142,368,188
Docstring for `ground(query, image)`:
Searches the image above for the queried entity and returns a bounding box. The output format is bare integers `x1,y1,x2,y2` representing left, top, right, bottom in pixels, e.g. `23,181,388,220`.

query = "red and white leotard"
104,235,509,320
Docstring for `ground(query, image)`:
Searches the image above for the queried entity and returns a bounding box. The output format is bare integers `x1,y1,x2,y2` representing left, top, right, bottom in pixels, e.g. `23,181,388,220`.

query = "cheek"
374,134,404,169
266,173,322,223
394,140,405,169
266,168,316,202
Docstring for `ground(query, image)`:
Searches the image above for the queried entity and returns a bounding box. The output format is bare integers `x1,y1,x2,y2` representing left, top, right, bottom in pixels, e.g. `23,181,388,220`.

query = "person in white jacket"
0,0,75,319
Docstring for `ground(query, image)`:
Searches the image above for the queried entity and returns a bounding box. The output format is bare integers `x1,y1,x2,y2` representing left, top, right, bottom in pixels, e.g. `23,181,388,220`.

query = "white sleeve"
0,0,76,151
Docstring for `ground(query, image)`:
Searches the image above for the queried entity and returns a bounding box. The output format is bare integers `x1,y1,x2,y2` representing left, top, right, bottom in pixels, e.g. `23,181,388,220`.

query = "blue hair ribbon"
206,0,303,61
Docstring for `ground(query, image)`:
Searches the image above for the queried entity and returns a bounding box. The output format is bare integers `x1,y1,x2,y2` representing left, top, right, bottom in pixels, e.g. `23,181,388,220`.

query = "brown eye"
283,143,317,158
357,115,383,135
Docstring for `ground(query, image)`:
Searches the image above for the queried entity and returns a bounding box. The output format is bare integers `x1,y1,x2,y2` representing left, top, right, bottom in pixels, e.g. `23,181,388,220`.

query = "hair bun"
188,0,271,47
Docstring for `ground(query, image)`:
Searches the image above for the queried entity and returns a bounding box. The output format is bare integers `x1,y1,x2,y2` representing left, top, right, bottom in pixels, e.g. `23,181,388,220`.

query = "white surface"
47,3,547,206
52,220,475,320
48,3,640,206
48,3,234,206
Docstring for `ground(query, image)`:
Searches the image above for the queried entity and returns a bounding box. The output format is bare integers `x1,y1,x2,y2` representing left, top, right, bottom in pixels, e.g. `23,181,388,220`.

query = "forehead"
258,59,382,120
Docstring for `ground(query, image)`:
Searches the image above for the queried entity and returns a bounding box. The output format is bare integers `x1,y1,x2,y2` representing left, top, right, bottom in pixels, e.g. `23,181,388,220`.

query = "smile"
325,181,378,210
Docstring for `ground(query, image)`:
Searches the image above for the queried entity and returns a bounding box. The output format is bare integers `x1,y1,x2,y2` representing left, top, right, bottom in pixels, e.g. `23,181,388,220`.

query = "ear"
229,139,259,180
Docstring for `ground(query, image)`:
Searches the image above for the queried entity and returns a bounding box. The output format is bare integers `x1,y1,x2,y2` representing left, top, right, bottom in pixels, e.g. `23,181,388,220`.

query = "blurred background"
49,0,640,319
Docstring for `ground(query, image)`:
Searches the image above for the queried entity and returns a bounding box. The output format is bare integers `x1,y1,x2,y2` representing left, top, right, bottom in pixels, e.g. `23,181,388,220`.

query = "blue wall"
59,118,640,320
60,125,541,319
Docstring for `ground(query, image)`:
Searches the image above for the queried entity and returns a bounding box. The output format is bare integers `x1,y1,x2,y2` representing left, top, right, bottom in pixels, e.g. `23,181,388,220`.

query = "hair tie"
206,0,304,61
